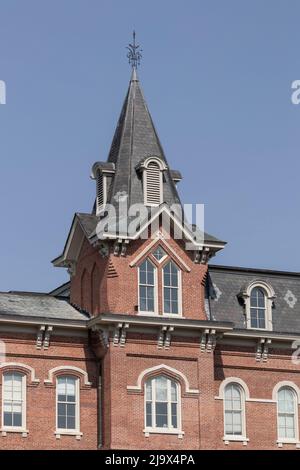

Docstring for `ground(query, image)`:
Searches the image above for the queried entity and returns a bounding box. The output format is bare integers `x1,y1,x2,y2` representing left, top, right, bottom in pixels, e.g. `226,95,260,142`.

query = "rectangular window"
139,260,156,313
57,376,79,432
2,372,25,430
163,262,181,315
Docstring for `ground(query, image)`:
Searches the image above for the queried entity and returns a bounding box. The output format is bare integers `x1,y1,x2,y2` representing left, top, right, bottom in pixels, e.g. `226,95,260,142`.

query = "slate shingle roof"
207,265,300,334
0,292,88,322
105,69,181,209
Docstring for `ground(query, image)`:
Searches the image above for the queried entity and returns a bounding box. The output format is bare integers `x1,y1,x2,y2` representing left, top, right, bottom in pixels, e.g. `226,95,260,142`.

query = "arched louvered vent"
145,161,162,206
96,170,104,211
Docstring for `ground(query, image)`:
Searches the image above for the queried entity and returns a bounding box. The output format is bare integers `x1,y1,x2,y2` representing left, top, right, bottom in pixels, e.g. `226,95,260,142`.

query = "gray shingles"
106,70,181,210
0,293,88,322
208,265,300,334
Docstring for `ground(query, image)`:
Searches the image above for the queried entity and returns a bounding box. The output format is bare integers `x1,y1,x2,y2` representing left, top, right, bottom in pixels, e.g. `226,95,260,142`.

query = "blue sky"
0,0,299,292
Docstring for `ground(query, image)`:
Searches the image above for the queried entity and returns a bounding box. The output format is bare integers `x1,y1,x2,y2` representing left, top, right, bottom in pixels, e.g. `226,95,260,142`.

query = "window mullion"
167,379,171,429
152,379,156,428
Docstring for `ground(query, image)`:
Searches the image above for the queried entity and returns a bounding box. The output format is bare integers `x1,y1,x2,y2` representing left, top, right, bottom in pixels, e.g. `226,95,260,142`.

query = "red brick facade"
0,233,295,450
2,67,298,452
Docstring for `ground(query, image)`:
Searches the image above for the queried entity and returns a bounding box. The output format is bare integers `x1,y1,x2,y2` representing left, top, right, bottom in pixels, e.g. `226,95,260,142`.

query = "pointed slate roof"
105,68,181,208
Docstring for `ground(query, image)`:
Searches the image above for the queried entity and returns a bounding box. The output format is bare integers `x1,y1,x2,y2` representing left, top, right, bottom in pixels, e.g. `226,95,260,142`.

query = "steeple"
53,35,226,271
94,34,182,211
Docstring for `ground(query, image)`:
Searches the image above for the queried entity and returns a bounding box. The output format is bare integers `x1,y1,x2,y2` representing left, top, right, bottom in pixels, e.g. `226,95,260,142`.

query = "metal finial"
126,31,142,68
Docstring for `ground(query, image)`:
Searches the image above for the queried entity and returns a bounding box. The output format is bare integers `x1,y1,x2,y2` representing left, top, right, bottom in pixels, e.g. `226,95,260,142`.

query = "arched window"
240,281,275,330
277,387,298,440
142,158,165,206
2,371,26,430
145,375,180,432
56,375,79,432
250,287,266,329
224,383,246,437
163,261,181,315
138,259,157,313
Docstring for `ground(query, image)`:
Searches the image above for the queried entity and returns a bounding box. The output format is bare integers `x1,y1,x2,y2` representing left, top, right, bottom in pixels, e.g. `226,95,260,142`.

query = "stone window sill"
143,428,184,439
223,436,249,446
277,440,300,448
1,428,28,437
55,430,83,440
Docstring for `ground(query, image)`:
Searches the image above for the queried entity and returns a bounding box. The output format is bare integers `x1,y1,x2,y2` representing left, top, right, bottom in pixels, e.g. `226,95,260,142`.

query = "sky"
0,0,299,292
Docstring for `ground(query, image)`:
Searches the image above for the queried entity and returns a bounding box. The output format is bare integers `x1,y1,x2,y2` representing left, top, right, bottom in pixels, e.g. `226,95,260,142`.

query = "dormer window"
90,162,115,215
250,287,266,329
240,281,275,331
137,157,167,207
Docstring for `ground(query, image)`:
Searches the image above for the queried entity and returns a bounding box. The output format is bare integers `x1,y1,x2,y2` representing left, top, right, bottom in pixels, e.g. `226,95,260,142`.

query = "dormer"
90,162,115,215
136,156,167,207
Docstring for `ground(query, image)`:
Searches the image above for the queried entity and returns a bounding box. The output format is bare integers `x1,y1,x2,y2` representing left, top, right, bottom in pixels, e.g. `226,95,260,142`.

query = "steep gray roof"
99,69,182,209
0,292,88,322
207,265,300,334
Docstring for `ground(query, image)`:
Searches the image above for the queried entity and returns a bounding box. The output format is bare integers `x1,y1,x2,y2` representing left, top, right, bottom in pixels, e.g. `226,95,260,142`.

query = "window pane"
3,412,12,427
13,413,22,427
286,427,295,439
67,416,75,430
58,415,66,429
152,246,166,261
156,377,168,401
58,403,66,416
67,404,76,418
146,381,152,401
171,403,177,428
171,381,177,401
146,402,152,427
156,403,168,428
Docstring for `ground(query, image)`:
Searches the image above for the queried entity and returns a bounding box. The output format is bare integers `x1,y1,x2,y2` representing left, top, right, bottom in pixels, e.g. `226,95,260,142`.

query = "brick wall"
0,332,98,450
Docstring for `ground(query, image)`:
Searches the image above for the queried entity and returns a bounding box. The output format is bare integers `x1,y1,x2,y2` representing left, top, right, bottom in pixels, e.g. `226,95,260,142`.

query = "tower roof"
104,68,182,209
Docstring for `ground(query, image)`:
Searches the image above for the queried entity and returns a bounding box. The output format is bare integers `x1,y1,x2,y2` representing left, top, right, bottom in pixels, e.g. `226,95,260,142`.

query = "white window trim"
222,383,247,443
162,262,182,317
241,281,275,331
127,364,199,395
143,376,183,438
138,259,158,315
1,372,28,436
55,376,81,439
276,386,299,444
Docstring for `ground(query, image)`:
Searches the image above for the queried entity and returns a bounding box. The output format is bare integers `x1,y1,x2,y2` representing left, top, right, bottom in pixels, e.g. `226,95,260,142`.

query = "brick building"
1,58,300,450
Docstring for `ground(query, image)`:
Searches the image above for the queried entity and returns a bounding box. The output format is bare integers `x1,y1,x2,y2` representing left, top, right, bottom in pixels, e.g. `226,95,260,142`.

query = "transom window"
145,376,179,431
277,387,297,440
139,259,156,313
224,383,245,437
3,372,25,429
152,246,167,262
57,376,79,431
250,287,266,329
163,261,180,315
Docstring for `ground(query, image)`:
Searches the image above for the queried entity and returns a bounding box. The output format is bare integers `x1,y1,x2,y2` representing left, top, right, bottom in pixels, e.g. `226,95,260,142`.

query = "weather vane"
126,31,142,68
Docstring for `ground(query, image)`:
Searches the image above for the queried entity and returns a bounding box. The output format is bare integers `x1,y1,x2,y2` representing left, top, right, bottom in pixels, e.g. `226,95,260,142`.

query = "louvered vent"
96,170,104,209
145,162,162,205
